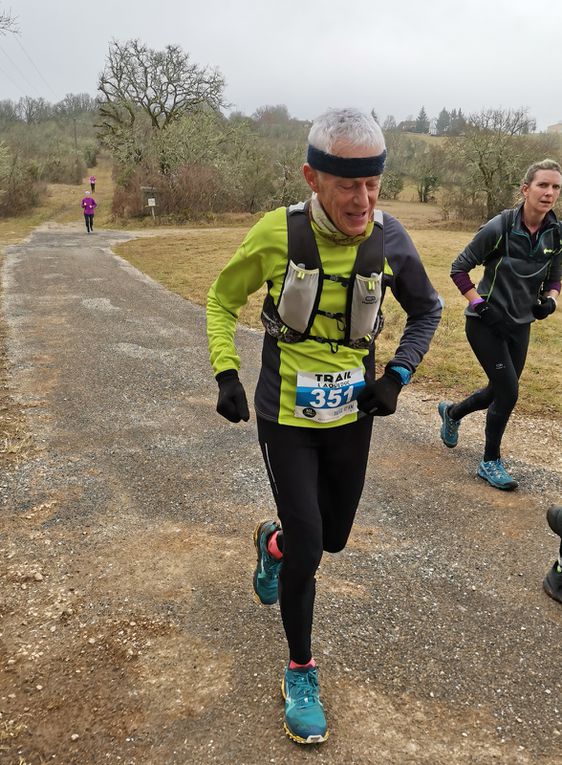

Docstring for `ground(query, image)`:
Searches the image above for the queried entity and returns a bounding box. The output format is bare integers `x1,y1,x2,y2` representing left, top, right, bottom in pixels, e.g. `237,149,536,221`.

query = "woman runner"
438,159,561,489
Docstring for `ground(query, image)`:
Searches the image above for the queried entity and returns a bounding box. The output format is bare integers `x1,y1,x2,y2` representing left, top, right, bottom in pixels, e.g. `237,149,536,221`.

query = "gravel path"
1,223,561,765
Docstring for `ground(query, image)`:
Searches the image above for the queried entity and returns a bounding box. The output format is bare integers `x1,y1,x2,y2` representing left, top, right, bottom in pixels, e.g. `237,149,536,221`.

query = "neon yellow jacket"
207,206,441,428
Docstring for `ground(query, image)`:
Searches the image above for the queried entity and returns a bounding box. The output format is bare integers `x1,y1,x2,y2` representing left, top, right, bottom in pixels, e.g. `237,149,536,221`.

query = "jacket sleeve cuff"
215,369,239,384
386,364,412,386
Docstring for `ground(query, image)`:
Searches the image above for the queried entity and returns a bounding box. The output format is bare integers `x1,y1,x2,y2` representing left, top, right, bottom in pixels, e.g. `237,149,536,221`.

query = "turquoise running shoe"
282,665,328,744
438,400,460,448
252,520,282,605
477,459,518,491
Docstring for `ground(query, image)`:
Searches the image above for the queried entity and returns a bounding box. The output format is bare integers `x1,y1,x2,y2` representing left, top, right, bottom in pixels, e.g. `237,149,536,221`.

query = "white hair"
308,108,385,155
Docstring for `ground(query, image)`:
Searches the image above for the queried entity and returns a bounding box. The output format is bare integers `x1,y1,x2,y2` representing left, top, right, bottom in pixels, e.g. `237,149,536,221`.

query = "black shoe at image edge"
543,562,562,604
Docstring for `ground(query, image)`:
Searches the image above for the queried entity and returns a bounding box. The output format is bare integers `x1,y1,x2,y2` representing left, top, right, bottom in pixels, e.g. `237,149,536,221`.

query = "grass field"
1,170,560,418
113,197,562,418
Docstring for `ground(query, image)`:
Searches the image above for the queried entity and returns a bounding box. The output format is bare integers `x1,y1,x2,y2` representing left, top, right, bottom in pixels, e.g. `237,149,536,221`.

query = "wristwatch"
388,365,412,386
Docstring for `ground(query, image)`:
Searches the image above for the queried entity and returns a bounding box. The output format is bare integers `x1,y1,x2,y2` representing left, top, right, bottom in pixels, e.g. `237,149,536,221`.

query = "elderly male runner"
206,108,442,744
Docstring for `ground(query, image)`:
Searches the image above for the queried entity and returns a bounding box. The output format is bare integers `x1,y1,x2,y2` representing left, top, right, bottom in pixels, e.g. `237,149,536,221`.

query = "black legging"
257,415,373,665
84,214,94,232
449,316,530,461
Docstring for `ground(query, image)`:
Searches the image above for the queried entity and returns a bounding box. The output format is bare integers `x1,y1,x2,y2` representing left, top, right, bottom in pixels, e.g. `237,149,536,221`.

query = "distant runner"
207,108,441,744
89,174,96,192
81,190,97,234
439,160,561,490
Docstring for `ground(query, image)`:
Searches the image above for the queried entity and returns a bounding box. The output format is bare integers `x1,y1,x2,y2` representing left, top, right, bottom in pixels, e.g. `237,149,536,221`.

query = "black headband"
307,145,386,177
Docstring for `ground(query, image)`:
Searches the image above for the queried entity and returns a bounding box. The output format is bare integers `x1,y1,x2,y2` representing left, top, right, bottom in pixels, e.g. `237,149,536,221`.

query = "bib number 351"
309,386,355,408
295,368,365,423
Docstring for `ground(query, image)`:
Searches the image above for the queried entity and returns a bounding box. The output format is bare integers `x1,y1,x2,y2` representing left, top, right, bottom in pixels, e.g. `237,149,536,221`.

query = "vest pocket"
277,260,320,332
350,273,382,340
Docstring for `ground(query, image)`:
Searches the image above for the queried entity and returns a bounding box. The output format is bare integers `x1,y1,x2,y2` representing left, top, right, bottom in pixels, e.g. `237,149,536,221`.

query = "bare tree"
449,107,536,219
0,7,18,35
253,104,291,124
0,98,19,122
97,39,226,140
17,96,53,124
56,93,97,117
382,115,397,132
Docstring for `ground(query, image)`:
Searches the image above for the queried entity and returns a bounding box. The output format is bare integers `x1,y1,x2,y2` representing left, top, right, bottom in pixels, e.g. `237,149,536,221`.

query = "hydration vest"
261,202,385,353
501,208,561,255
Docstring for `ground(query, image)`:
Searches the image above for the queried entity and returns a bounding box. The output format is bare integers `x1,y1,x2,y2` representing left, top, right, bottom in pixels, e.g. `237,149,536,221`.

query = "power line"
0,41,41,96
0,56,28,95
14,35,58,99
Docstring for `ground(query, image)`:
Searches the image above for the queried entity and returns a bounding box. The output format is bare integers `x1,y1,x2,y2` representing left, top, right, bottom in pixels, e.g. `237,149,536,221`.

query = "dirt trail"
1,223,561,765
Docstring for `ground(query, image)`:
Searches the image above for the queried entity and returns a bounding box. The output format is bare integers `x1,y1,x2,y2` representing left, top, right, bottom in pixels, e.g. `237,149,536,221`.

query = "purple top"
81,197,97,214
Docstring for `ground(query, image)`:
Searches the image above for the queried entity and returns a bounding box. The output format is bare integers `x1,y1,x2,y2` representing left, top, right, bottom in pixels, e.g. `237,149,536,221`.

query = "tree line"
379,105,537,138
376,106,469,136
381,107,559,219
97,40,562,223
0,93,99,215
1,38,561,223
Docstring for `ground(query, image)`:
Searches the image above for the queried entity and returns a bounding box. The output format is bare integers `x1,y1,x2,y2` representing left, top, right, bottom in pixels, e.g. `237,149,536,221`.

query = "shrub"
40,153,86,184
112,164,223,221
0,150,44,215
83,143,98,167
379,171,404,200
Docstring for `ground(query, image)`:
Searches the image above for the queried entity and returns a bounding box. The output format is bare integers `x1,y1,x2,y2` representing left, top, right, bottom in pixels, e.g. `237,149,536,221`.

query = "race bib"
295,368,365,422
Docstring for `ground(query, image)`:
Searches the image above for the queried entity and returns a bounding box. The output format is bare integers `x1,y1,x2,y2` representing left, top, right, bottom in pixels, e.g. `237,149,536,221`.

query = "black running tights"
449,317,530,460
257,415,373,665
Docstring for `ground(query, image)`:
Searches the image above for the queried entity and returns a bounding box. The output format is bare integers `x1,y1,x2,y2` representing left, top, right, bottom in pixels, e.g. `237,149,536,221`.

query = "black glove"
216,370,250,423
532,296,557,320
473,300,508,337
356,368,403,416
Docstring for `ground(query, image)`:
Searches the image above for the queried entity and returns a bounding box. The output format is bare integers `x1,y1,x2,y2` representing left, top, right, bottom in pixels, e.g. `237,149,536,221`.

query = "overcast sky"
1,0,561,130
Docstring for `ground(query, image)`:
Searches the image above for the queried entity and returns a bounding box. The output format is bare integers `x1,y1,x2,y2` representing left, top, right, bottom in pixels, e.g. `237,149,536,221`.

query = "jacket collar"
514,203,559,232
309,193,374,246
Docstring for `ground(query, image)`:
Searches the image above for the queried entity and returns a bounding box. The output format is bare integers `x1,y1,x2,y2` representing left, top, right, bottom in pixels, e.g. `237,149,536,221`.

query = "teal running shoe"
477,459,518,491
438,400,460,448
252,520,281,605
281,665,328,744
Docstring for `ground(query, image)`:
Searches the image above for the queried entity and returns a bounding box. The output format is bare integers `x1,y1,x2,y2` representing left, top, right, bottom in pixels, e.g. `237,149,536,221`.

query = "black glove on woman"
532,296,557,320
216,370,250,423
473,301,508,337
356,367,403,416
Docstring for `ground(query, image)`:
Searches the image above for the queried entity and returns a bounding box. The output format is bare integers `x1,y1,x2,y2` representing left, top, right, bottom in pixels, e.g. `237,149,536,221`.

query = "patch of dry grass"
47,157,114,227
1,178,559,418
115,202,562,418
0,716,28,759
114,227,268,330
1,429,33,462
